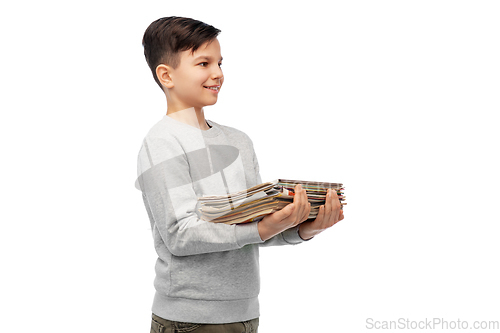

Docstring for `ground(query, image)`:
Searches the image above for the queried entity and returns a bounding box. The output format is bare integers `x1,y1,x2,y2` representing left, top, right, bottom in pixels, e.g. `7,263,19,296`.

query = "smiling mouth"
204,86,220,92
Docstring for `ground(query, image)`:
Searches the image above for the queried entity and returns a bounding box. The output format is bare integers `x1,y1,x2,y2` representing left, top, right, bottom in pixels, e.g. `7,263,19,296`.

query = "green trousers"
151,313,259,333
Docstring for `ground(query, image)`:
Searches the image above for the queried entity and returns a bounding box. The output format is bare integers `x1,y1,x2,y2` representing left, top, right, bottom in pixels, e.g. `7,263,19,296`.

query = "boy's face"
166,38,224,111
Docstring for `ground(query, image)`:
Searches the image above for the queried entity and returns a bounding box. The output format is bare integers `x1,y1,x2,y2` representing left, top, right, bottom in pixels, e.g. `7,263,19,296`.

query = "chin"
205,99,218,106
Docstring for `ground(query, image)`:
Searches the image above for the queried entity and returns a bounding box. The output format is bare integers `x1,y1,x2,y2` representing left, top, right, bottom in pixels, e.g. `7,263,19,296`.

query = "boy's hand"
298,189,344,240
258,184,311,241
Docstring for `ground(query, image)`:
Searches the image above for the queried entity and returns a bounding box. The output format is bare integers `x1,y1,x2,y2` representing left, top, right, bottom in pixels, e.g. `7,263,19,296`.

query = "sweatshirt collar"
163,115,222,138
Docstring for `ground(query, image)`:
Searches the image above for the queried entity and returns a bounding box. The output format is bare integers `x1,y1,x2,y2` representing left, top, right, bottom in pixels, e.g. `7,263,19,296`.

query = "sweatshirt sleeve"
137,135,264,257
249,140,305,247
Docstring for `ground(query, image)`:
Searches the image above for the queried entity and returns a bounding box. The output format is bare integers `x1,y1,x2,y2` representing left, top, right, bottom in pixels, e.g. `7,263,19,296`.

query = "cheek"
197,72,210,85
186,68,207,84
178,69,204,87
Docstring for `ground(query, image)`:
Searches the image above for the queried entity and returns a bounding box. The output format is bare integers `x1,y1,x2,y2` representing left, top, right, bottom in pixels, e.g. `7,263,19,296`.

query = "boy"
137,16,344,333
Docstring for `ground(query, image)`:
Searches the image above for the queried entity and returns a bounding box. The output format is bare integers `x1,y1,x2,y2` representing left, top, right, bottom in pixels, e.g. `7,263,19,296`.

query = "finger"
290,185,300,220
316,204,325,224
333,191,341,221
326,189,340,227
294,184,307,221
324,189,333,221
304,190,311,222
331,186,340,205
299,184,308,202
333,211,343,226
299,185,308,221
293,184,303,206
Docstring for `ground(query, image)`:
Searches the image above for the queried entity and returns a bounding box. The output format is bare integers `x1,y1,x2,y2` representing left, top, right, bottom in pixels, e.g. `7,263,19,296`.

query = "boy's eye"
197,62,222,68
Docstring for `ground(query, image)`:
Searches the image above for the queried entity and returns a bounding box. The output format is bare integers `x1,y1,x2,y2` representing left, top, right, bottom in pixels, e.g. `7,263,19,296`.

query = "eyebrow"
193,56,223,62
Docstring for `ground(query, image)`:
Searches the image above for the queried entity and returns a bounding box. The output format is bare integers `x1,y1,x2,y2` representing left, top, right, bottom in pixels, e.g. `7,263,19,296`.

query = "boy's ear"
156,64,174,89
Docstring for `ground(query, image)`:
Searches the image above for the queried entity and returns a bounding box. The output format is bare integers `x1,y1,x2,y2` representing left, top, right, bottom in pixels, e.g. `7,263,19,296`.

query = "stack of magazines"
198,179,345,224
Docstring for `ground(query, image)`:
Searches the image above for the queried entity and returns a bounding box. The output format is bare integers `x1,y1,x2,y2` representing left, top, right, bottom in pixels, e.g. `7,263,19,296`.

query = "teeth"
206,86,219,91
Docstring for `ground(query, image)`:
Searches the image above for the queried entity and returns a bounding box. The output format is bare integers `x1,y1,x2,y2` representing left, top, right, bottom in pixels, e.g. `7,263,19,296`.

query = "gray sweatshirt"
136,115,304,324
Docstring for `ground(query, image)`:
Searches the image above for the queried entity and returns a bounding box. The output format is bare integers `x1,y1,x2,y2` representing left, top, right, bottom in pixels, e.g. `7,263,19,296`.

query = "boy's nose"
211,74,223,82
211,67,223,80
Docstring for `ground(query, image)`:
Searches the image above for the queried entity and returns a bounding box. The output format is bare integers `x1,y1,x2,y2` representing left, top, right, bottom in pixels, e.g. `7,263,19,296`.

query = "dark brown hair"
142,16,221,90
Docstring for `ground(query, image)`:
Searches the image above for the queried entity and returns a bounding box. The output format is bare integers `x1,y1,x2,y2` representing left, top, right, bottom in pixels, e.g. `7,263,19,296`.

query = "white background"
1,1,499,332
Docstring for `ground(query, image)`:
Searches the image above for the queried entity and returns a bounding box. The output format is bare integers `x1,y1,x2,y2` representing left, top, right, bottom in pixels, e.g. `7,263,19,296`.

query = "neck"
166,107,210,130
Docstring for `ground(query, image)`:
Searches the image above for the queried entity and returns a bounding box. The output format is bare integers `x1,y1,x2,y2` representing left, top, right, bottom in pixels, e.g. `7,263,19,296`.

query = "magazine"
198,179,345,224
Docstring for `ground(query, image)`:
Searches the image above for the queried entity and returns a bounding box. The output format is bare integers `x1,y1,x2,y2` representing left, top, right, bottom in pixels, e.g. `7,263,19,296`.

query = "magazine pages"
198,179,345,224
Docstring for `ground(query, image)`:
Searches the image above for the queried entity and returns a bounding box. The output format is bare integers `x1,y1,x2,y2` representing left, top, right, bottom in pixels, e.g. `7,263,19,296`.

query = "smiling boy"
156,36,223,130
137,16,343,333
